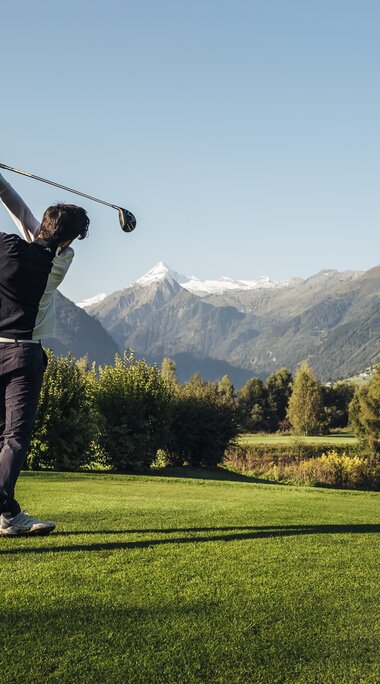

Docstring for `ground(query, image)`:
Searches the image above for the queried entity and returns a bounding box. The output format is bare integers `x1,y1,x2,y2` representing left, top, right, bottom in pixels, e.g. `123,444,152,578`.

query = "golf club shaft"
0,163,119,211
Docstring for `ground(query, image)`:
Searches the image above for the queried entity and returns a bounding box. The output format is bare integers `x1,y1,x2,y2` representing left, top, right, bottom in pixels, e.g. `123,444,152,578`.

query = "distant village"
325,364,378,387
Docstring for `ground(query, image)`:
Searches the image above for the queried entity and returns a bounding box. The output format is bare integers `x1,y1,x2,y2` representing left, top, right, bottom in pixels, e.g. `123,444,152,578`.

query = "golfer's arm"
0,172,40,242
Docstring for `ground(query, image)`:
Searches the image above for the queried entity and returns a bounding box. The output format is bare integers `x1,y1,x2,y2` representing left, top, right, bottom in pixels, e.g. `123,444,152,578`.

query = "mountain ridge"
77,261,302,307
78,261,379,386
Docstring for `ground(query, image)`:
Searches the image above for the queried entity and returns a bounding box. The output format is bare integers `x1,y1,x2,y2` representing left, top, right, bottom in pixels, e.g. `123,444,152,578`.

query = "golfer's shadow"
1,523,379,555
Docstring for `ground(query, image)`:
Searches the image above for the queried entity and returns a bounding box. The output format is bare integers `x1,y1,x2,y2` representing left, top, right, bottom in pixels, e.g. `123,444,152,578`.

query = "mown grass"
1,471,379,683
238,430,358,446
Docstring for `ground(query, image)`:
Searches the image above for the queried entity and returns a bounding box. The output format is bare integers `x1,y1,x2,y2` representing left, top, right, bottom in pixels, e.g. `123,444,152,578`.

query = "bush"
165,375,238,467
93,353,172,471
275,452,380,490
29,352,97,470
225,445,380,490
225,441,357,472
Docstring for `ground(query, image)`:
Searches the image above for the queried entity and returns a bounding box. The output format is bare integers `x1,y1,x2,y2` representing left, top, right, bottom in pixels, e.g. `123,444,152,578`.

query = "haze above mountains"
52,261,380,387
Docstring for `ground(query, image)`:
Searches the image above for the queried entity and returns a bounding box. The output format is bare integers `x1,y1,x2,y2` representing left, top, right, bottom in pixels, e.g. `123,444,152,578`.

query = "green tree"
166,374,238,467
349,388,366,438
287,362,325,435
265,368,293,430
161,357,178,387
94,352,172,471
322,382,355,429
217,375,235,402
237,377,269,432
29,352,97,470
349,368,380,449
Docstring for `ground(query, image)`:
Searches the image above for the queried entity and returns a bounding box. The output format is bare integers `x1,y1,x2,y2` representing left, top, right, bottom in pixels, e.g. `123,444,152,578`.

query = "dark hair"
39,203,90,247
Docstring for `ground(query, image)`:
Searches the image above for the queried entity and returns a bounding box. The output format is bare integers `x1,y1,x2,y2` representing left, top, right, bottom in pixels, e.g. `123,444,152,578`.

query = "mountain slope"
45,292,119,364
84,262,380,384
127,288,246,358
87,272,182,350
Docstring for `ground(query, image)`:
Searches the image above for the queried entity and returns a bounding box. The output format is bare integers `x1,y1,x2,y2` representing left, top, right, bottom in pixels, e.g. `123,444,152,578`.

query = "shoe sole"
0,525,55,537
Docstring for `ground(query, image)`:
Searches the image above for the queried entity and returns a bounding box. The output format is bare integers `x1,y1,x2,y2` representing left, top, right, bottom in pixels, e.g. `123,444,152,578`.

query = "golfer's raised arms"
0,172,40,242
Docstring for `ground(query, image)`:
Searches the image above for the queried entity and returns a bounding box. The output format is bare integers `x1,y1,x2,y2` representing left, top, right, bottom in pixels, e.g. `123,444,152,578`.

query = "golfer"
0,171,89,536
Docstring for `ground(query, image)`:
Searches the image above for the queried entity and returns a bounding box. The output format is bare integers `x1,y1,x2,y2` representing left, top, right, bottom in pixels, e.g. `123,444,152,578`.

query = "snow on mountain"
133,262,290,296
78,263,292,308
182,274,290,295
135,261,188,287
76,293,107,309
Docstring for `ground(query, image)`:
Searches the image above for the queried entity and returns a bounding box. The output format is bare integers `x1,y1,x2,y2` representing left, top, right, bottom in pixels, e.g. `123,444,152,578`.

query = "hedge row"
28,352,238,472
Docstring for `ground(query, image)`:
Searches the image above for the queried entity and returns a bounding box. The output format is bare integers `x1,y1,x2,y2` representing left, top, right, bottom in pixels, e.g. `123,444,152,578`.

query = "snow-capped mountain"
73,259,379,385
135,262,189,288
182,274,290,296
76,293,107,309
129,262,290,297
77,262,291,308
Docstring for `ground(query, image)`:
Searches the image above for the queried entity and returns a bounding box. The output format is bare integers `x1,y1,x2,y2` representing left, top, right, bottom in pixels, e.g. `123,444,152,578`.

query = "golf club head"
118,208,137,233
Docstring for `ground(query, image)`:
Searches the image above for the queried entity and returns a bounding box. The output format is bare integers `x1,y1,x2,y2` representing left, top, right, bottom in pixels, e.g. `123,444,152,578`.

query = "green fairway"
1,472,379,684
239,431,358,446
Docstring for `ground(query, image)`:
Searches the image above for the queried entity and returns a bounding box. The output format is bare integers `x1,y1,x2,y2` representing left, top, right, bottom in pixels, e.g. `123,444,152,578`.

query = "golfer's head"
39,203,90,248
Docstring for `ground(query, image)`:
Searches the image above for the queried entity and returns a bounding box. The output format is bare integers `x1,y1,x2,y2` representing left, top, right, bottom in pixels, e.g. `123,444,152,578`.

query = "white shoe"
0,511,56,536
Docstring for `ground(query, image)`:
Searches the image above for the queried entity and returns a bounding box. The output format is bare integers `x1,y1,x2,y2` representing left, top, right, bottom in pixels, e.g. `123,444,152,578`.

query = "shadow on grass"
148,467,283,485
20,467,282,485
1,524,379,555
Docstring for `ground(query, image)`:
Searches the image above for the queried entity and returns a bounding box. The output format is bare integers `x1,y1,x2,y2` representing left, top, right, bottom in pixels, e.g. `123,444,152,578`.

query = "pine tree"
287,362,324,435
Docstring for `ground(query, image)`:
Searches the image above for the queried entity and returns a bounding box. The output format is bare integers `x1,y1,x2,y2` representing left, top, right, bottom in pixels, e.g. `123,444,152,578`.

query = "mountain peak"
135,262,188,287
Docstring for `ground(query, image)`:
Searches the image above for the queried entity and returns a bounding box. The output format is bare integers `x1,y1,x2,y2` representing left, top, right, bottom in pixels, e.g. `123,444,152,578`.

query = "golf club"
0,163,137,233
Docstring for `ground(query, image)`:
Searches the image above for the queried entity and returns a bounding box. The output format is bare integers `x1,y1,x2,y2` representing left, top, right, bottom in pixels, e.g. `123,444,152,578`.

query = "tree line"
29,352,238,471
222,361,355,435
28,352,380,472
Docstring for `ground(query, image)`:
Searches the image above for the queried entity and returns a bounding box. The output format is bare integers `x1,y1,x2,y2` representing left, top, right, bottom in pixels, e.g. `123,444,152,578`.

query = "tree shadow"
149,466,282,485
21,467,281,485
1,524,379,555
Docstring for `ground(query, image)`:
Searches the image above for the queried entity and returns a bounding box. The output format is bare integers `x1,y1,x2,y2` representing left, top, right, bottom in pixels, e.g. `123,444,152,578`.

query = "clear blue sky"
1,0,379,301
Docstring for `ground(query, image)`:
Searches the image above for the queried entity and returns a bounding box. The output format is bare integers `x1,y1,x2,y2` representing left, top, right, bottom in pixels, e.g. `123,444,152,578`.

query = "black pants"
0,343,46,517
